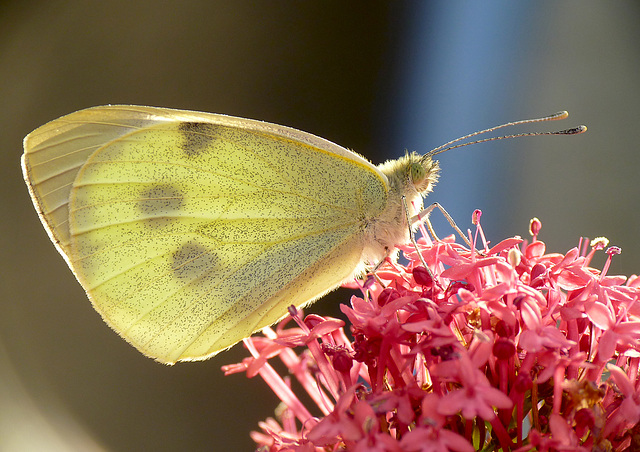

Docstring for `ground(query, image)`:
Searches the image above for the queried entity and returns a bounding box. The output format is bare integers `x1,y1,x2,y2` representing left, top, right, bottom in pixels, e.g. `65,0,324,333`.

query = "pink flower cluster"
223,215,640,451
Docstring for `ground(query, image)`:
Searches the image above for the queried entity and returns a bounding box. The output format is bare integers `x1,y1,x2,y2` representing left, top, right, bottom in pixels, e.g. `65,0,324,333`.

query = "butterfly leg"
411,202,473,249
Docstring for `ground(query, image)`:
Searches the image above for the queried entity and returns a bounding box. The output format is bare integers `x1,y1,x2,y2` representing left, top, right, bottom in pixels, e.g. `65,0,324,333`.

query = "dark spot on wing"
138,184,183,227
178,122,217,156
171,241,217,281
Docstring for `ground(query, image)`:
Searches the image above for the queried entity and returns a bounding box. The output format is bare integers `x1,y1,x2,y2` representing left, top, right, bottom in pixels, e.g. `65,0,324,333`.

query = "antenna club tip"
569,125,588,134
553,125,587,135
552,111,569,120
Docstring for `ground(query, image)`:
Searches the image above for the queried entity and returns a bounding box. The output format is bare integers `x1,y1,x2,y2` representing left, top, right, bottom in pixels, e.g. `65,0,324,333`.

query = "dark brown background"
1,2,639,451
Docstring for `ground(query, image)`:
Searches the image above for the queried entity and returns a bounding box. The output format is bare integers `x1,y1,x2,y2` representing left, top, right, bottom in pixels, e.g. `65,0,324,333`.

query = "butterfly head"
377,151,440,201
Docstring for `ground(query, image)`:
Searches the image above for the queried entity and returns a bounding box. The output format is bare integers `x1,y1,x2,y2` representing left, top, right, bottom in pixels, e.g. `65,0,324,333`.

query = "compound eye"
409,162,427,185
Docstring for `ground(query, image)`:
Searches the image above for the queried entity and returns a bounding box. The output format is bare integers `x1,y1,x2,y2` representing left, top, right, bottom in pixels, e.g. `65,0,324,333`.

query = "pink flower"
436,356,513,421
399,426,474,452
585,294,640,361
223,215,640,451
398,394,474,452
602,363,640,438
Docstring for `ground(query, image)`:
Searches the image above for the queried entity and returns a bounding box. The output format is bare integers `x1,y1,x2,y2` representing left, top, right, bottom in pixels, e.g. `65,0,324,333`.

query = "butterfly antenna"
425,111,587,158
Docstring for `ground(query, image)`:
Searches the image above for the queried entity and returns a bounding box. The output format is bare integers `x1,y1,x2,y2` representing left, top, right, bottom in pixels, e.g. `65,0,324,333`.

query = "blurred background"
1,1,639,451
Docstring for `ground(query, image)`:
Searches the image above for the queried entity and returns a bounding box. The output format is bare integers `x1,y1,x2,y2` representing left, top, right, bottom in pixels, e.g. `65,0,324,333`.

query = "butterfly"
22,105,584,364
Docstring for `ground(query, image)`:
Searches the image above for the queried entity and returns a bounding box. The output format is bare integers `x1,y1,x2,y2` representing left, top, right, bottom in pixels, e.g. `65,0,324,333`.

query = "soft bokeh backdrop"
1,2,639,451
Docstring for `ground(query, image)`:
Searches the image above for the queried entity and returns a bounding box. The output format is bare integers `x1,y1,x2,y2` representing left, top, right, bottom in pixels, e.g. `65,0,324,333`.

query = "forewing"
34,110,389,363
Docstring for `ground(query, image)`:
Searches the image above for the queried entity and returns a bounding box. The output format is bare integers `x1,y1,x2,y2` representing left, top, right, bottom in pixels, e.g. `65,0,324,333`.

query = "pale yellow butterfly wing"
22,106,390,364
